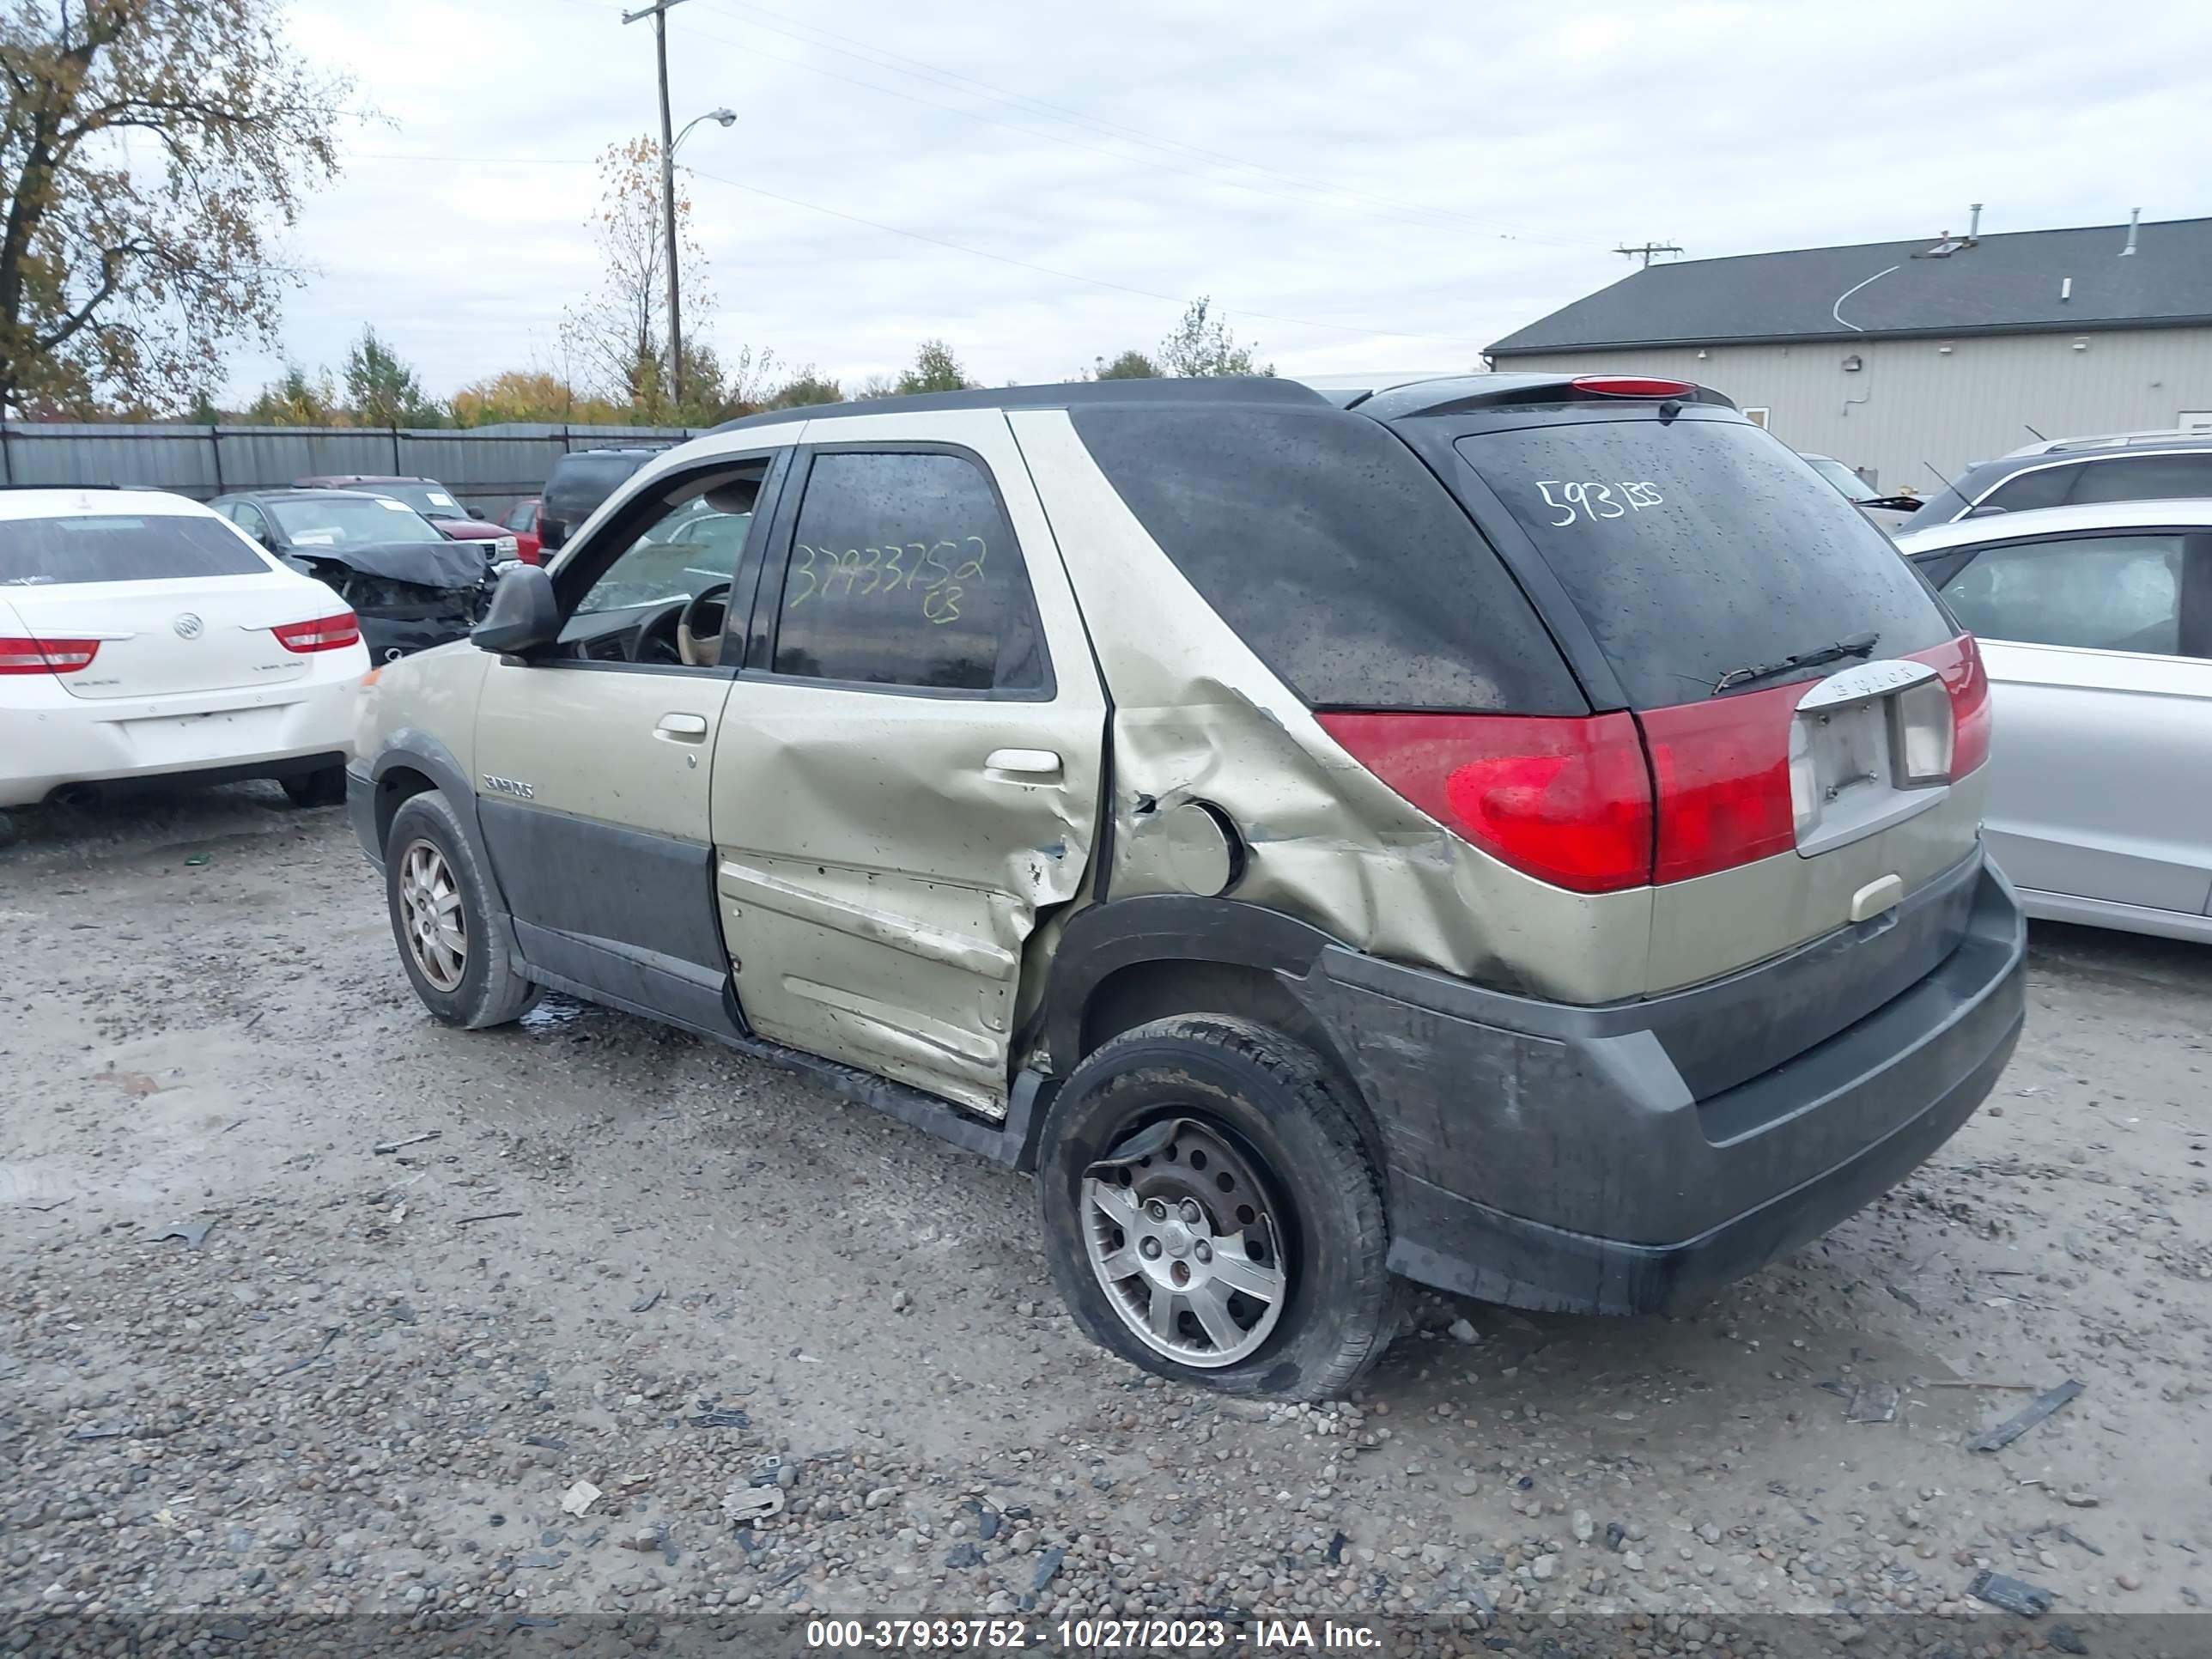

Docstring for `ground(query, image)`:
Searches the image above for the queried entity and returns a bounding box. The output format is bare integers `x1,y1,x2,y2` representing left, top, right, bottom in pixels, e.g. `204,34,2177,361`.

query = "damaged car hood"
288,538,486,591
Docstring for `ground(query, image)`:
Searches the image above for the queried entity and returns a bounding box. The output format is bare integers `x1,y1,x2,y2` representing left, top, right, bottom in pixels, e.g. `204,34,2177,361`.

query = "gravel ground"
4,786,2211,1655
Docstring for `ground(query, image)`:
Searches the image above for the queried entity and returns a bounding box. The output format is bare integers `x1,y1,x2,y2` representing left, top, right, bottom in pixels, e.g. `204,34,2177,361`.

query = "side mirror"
472,563,560,657
467,505,487,520
539,518,568,553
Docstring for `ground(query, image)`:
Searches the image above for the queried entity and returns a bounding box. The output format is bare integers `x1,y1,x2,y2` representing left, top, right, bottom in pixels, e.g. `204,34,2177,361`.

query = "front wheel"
383,789,539,1029
1036,1014,1400,1399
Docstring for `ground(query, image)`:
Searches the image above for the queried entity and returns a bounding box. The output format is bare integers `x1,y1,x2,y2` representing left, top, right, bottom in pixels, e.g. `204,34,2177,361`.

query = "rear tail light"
1324,630,1989,893
1638,687,1800,884
1316,712,1655,893
271,611,361,653
1907,634,1991,778
0,636,100,674
1571,375,1698,398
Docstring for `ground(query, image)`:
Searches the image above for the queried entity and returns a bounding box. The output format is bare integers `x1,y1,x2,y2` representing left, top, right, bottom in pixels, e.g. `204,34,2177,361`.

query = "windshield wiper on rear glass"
1711,630,1879,695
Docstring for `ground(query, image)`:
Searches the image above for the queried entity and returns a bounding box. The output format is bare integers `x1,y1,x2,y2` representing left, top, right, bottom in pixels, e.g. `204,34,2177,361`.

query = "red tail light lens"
1637,684,1800,884
0,635,100,674
271,611,361,653
1906,634,1991,778
1571,375,1698,398
1316,711,1655,893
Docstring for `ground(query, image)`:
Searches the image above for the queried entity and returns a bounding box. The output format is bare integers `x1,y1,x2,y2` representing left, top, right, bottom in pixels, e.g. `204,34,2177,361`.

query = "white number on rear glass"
1535,481,1665,525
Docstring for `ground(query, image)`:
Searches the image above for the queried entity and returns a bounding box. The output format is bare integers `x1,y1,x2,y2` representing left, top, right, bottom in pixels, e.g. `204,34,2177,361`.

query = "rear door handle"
983,747,1061,780
655,713,710,743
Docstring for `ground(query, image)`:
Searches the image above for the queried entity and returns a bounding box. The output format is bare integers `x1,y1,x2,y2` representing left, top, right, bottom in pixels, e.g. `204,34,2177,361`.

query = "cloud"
234,0,2212,400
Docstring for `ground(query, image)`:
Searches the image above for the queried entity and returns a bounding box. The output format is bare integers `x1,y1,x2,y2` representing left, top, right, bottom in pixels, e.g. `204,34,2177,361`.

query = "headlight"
495,536,520,559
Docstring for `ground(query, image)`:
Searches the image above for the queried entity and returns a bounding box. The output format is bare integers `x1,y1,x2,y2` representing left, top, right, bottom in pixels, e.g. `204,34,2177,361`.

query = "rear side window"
1453,415,1953,708
0,515,266,586
544,453,653,523
2064,453,2212,506
1071,406,1582,712
768,451,1048,694
1979,465,2073,514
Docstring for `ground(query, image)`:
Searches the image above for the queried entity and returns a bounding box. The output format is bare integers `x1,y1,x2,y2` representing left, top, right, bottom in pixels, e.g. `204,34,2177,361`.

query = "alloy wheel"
1080,1115,1289,1369
398,838,467,993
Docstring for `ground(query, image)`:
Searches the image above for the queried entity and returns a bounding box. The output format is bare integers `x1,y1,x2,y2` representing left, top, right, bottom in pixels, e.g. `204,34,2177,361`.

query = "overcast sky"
234,0,2212,403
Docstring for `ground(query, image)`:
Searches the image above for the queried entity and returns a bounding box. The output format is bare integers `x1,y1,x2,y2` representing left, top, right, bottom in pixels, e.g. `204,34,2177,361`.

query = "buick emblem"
173,612,204,640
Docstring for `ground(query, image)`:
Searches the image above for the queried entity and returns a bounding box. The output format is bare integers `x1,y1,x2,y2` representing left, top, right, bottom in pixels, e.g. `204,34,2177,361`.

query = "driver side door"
471,447,789,1036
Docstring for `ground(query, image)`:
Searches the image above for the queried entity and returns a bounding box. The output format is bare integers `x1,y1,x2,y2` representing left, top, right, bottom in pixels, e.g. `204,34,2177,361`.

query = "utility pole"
623,0,693,408
1614,241,1683,270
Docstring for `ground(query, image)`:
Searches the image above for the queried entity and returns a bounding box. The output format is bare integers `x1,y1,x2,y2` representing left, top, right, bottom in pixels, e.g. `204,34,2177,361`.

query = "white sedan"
1897,497,2212,943
1,488,370,848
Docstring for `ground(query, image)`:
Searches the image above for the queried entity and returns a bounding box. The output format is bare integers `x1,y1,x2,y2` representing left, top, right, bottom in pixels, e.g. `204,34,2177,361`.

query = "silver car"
1899,499,2212,943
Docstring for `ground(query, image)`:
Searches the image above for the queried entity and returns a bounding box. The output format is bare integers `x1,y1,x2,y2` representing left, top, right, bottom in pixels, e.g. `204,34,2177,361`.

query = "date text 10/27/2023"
801,1616,1385,1650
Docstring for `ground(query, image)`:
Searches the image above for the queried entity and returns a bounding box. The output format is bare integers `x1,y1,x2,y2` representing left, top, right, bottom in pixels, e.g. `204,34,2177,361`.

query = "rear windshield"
0,515,266,586
545,453,654,521
1453,415,1953,708
1071,405,1583,713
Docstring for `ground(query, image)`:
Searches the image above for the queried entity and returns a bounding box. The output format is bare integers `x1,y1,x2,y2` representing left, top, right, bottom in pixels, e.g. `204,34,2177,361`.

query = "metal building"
1486,215,2212,495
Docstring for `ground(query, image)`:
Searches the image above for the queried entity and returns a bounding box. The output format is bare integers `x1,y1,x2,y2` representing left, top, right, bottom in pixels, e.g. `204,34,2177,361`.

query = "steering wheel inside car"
677,581,732,669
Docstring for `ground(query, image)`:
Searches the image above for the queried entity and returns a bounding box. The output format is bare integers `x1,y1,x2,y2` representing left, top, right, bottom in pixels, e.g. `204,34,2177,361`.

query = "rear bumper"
1294,854,2027,1315
0,675,359,809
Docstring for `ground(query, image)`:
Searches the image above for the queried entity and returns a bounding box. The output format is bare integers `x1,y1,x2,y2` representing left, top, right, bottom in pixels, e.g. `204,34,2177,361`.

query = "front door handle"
983,747,1061,780
655,713,710,743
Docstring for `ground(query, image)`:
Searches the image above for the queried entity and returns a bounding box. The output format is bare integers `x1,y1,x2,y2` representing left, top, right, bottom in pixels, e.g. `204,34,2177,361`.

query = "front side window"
232,502,270,541
504,500,538,533
1941,533,2185,654
769,451,1048,693
564,474,761,632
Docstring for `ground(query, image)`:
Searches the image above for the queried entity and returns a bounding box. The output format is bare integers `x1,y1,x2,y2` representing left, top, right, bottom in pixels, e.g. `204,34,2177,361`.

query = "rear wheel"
383,789,538,1029
1036,1014,1400,1399
279,764,346,808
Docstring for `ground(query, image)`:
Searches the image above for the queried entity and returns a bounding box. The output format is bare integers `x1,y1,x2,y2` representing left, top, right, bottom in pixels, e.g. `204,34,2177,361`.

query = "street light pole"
623,0,696,407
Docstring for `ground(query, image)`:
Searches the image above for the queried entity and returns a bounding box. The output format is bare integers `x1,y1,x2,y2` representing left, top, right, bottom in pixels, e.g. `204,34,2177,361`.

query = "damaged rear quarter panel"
1007,408,1653,1006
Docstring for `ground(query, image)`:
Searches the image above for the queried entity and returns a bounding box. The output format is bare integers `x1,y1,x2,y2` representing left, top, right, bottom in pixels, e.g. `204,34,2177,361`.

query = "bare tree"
561,135,710,416
0,0,353,414
1158,297,1270,378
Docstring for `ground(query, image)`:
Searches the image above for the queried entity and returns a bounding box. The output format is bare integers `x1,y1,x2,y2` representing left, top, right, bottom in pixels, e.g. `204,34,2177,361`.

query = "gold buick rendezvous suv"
351,374,2025,1398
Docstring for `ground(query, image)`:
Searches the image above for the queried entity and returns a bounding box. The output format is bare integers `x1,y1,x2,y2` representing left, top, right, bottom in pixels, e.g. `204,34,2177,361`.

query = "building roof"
1489,216,2212,356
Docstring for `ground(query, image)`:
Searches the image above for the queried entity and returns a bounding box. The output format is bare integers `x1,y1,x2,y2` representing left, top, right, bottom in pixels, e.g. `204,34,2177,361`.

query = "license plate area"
1790,659,1948,856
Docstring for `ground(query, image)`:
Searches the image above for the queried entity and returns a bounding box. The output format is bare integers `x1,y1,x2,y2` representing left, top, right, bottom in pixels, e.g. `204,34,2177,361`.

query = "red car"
500,495,543,564
293,475,518,561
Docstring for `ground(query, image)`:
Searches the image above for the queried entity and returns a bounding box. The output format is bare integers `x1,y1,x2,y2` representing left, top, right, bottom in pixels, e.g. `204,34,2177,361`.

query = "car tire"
1036,1014,1401,1401
383,789,539,1030
279,764,347,809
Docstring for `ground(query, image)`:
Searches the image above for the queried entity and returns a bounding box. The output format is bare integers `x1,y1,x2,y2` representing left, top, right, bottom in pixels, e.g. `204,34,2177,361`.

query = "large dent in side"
1008,409,1651,1006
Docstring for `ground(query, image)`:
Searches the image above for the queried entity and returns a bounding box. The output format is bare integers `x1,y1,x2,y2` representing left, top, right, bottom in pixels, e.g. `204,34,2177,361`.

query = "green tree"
1092,349,1158,380
765,369,843,409
895,338,973,395
343,325,441,427
0,0,352,414
246,362,338,425
1158,297,1270,378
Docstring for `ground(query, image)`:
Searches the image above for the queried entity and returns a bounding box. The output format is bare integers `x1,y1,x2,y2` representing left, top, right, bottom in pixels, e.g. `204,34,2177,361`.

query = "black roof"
1490,216,2212,355
710,376,1325,433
